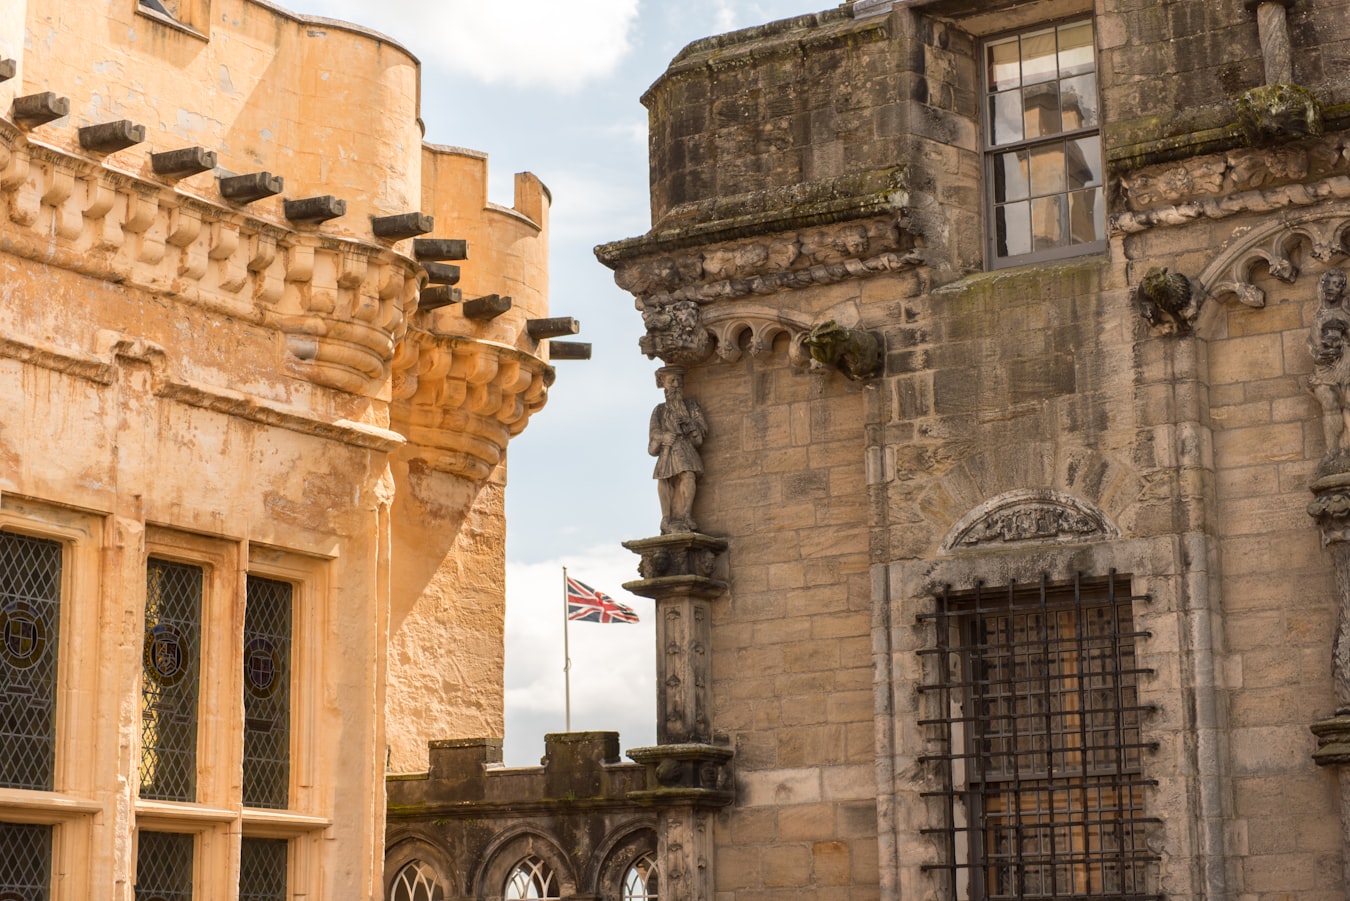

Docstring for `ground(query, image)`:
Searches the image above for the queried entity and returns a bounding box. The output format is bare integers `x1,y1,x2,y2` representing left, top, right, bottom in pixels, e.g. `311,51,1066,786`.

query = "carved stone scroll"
941,490,1116,552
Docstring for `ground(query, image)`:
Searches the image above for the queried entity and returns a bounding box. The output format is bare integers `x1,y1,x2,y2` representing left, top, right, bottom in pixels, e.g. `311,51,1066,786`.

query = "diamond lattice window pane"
240,837,288,901
0,821,52,900
140,560,202,802
134,831,193,901
243,576,292,809
1,532,62,791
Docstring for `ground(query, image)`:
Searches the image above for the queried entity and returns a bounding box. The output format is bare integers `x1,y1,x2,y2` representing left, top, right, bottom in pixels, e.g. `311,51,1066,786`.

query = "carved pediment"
942,490,1116,552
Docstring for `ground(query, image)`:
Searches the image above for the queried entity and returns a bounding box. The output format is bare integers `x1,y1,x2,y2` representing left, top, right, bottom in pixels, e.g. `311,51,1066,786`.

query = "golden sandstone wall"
0,1,552,899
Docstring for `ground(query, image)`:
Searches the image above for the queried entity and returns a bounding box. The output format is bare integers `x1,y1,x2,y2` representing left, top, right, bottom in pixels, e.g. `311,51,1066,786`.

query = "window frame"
981,16,1106,270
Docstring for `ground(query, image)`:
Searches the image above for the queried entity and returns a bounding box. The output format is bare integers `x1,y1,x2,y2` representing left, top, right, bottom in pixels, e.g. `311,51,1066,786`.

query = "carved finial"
801,320,882,381
1136,266,1198,333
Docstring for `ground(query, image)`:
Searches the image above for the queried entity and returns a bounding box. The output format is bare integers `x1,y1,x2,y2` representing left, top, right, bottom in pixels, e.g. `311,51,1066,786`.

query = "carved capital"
622,533,728,599
627,744,734,808
389,330,554,479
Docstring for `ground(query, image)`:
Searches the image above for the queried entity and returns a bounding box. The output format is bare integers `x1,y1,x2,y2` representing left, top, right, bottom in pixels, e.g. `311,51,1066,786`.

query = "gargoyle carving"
802,320,882,381
1135,266,1198,333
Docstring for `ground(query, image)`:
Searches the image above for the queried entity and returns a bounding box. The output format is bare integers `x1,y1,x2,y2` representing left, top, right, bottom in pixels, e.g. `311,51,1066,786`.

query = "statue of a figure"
1310,268,1350,465
649,367,707,534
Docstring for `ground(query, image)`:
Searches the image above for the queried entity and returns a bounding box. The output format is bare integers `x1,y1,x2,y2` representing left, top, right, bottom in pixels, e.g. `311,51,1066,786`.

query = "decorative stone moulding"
389,330,554,479
622,532,728,594
0,122,423,397
1197,204,1350,309
940,489,1117,553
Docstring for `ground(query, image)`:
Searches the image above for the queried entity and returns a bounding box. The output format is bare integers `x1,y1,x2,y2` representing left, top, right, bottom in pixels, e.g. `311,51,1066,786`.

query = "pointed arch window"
504,857,558,901
622,852,658,901
390,860,445,901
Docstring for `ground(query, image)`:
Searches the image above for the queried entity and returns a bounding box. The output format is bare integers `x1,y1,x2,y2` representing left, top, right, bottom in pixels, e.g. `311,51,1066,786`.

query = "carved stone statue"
1310,268,1350,469
802,319,882,381
1136,266,1198,332
649,367,707,534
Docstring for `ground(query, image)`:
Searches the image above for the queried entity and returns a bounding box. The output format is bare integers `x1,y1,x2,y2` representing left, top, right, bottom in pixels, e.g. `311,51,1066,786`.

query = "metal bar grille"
917,572,1161,900
140,559,202,802
0,532,62,791
240,837,288,901
243,576,292,809
134,830,193,901
0,821,52,900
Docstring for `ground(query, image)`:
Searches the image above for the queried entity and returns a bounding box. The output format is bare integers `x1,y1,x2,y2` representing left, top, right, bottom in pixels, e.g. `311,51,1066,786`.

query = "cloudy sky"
282,0,828,764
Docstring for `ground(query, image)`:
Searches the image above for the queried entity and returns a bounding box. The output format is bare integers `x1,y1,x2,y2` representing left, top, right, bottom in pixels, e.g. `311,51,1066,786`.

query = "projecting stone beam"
151,147,217,178
549,341,592,360
372,212,433,240
422,263,460,286
527,317,580,340
78,120,146,154
413,238,468,261
12,92,69,128
462,294,512,320
219,172,283,204
284,195,346,224
0,60,16,82
419,286,461,311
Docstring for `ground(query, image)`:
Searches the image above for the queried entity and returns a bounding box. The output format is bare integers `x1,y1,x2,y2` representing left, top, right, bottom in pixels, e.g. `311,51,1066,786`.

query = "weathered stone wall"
601,1,1350,900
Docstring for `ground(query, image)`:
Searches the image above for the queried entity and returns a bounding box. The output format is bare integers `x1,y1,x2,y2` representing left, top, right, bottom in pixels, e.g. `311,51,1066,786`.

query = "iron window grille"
239,837,288,901
390,860,447,901
140,559,203,802
134,830,194,901
0,531,62,791
504,857,558,901
0,821,52,901
984,19,1105,268
917,572,1161,900
242,576,292,809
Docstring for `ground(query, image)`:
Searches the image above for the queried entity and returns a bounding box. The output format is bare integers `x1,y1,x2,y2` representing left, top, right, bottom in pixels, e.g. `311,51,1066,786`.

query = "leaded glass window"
240,837,288,901
140,559,202,802
622,853,658,901
243,576,292,809
0,532,62,791
985,20,1104,267
0,821,52,901
390,860,445,901
135,830,193,901
504,857,557,901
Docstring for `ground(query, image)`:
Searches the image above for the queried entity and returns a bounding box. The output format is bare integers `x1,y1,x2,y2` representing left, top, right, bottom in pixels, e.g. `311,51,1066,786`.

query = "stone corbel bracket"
626,743,734,809
1198,204,1350,309
389,330,554,480
0,121,423,397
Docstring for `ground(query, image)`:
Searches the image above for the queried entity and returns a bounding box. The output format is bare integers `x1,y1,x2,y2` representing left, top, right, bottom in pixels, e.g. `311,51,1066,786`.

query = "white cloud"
292,0,639,92
503,545,655,765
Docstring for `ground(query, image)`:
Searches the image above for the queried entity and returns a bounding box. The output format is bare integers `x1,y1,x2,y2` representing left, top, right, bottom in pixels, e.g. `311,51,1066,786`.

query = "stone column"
623,532,731,901
1245,0,1296,86
1306,470,1350,888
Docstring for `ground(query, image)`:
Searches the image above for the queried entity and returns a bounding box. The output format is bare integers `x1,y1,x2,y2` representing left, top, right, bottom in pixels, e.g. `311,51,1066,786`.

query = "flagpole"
562,565,571,732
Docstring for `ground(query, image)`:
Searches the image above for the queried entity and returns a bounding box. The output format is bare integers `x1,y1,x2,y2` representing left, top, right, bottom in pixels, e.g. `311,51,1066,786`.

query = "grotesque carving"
1310,268,1350,472
640,299,713,364
650,367,708,534
802,320,882,381
1236,82,1324,146
1136,266,1198,333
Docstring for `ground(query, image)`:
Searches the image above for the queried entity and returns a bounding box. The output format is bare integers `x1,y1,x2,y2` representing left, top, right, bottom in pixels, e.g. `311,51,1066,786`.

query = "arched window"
390,860,445,901
622,852,658,901
504,856,557,901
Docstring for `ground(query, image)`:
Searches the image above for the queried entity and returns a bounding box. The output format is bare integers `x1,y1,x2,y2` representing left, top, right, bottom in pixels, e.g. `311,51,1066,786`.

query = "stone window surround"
135,530,333,897
881,534,1227,900
0,495,103,900
980,15,1106,269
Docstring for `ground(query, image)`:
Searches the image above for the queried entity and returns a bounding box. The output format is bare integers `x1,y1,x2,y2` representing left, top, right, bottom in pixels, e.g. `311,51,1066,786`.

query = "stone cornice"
0,122,421,398
390,331,554,479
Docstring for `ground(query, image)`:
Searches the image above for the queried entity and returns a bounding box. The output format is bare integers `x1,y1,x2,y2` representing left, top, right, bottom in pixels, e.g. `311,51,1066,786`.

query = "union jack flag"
566,577,638,624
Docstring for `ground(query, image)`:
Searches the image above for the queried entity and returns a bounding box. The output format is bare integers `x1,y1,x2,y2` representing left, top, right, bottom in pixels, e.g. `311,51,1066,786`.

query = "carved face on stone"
1322,268,1347,306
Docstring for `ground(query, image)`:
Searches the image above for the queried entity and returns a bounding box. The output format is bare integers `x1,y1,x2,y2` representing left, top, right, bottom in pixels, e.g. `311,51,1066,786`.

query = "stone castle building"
0,1,570,898
592,0,1350,899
